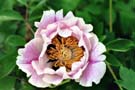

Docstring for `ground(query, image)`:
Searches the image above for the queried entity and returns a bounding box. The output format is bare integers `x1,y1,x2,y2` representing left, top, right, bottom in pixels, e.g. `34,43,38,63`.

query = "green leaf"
94,22,103,36
5,35,26,47
0,32,5,43
106,39,135,52
0,22,18,35
104,31,115,43
30,0,47,14
120,11,135,34
115,1,135,34
48,0,80,12
106,53,121,67
117,66,135,90
0,10,23,21
0,76,16,90
0,50,17,79
21,81,36,90
17,0,27,6
76,11,92,22
61,0,81,12
87,4,102,15
104,9,116,24
0,0,16,10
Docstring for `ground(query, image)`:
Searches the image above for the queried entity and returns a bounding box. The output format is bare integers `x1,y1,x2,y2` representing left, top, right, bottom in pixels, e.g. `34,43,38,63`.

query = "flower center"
46,35,84,71
60,46,72,60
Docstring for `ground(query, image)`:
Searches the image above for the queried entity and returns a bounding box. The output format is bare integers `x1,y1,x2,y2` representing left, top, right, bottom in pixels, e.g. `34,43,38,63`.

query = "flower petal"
43,67,68,85
35,10,55,37
91,42,106,62
64,11,74,19
77,18,93,32
38,10,55,29
58,28,72,37
56,9,63,21
23,39,41,63
29,74,50,88
43,74,63,85
16,63,34,77
79,62,106,87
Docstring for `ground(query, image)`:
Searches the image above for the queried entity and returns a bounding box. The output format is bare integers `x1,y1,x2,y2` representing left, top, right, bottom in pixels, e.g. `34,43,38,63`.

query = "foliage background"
0,0,135,90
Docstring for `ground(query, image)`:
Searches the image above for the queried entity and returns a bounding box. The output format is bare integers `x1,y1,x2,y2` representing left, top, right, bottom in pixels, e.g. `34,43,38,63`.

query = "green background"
0,0,135,90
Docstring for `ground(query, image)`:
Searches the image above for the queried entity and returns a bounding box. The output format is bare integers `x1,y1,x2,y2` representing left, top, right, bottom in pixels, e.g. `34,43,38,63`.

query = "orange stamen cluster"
46,35,84,71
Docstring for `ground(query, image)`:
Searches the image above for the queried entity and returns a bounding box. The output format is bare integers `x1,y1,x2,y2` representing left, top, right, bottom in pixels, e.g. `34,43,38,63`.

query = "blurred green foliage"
0,0,135,90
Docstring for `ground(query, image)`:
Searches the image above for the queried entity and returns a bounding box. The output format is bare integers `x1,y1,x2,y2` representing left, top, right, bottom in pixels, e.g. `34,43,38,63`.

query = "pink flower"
16,10,106,88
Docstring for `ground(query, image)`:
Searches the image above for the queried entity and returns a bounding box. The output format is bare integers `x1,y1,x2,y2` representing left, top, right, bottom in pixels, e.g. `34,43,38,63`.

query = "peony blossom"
16,10,106,88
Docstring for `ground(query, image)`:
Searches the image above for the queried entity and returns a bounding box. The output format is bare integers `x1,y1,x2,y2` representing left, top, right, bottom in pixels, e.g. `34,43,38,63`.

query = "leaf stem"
108,0,123,89
109,0,113,32
25,2,34,41
25,22,34,34
106,62,123,90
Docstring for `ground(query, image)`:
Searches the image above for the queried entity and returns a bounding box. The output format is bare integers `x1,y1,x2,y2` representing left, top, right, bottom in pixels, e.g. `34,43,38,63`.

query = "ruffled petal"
29,73,50,88
23,39,41,63
43,67,69,85
38,10,55,29
77,18,93,32
79,62,106,87
91,42,106,62
56,9,63,21
58,28,72,38
64,11,74,19
43,74,63,85
16,63,34,77
35,10,56,37
61,17,78,27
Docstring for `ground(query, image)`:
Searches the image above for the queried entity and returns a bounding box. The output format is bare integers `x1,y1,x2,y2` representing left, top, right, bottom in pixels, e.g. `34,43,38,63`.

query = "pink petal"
32,56,52,75
43,67,69,85
35,10,56,37
43,74,63,85
16,63,34,77
64,11,74,19
34,22,40,28
23,39,41,63
89,33,99,49
45,23,57,37
29,73,50,88
96,55,106,61
77,18,93,32
44,67,68,79
33,37,44,52
38,10,55,29
56,9,63,21
58,28,72,37
91,42,106,62
79,62,106,87
69,56,88,79
61,17,78,27
68,62,84,79
56,67,69,79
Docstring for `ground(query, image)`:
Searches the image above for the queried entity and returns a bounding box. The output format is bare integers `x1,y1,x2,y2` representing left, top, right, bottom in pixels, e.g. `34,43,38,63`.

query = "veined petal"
79,62,106,87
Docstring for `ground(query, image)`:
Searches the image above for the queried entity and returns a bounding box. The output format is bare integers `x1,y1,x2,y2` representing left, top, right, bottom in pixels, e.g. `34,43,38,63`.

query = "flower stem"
108,0,123,89
109,0,113,32
106,62,123,90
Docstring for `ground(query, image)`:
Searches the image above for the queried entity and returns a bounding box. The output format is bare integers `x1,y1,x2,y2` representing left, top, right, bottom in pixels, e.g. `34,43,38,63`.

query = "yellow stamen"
46,35,84,71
